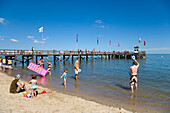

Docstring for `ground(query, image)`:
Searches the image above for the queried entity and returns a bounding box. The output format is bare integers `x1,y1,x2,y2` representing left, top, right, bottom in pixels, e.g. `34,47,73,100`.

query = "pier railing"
0,49,145,56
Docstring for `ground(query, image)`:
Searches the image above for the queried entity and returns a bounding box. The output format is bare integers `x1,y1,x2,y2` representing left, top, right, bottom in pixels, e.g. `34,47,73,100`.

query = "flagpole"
42,31,43,49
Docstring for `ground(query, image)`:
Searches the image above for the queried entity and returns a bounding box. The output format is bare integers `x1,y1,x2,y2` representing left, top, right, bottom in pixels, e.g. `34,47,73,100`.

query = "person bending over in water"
46,60,52,75
129,59,140,92
74,57,80,80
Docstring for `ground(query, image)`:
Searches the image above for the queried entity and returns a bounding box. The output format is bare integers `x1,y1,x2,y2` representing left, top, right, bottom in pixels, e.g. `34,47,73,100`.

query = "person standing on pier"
129,59,140,92
74,57,80,80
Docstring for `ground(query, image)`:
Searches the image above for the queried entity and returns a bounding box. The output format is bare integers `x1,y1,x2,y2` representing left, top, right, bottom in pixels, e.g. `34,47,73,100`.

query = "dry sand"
0,72,132,113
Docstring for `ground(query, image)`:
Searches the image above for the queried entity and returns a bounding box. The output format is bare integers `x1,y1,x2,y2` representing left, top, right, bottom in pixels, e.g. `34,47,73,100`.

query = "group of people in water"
0,57,12,72
7,55,139,98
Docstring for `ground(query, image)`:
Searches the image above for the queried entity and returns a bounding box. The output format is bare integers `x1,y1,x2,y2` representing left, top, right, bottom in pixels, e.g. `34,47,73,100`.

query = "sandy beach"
0,72,132,113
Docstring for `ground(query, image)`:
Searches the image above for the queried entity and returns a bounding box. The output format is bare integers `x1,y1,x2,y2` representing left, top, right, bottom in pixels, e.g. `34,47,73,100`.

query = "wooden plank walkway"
0,49,146,66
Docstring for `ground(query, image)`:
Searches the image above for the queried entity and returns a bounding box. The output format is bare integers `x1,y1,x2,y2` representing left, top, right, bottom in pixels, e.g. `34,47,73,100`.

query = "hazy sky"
0,0,170,54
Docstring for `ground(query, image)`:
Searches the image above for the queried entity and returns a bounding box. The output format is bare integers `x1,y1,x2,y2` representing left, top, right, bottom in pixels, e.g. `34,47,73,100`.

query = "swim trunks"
75,68,78,75
130,75,137,85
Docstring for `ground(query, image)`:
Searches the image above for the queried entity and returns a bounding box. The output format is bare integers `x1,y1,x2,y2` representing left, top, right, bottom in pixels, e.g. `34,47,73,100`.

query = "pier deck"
0,49,146,66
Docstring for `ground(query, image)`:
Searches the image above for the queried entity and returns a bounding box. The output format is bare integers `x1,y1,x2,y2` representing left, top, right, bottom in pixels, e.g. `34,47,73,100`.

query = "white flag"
39,27,43,32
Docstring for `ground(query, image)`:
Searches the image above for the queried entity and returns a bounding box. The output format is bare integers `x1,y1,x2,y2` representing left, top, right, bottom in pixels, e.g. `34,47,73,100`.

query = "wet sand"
0,72,132,113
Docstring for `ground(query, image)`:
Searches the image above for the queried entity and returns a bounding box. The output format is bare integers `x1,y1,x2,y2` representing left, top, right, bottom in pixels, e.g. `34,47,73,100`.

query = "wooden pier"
0,49,146,66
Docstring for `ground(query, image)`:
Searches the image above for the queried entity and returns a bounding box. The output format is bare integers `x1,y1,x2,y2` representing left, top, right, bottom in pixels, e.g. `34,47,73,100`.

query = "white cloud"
43,38,46,41
99,34,104,37
10,39,19,42
99,26,105,28
0,18,5,24
0,18,8,24
27,36,34,39
95,20,102,23
34,39,45,44
0,35,4,40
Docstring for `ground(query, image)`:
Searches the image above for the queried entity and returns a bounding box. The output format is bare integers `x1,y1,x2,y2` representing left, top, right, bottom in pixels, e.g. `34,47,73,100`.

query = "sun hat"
15,74,21,80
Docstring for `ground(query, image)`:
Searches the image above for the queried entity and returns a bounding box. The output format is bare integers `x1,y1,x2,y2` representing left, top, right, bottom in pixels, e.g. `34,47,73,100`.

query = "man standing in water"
129,59,140,92
74,57,80,80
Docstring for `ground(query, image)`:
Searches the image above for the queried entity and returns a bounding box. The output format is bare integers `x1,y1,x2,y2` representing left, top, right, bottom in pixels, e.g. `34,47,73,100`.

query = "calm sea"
8,54,170,112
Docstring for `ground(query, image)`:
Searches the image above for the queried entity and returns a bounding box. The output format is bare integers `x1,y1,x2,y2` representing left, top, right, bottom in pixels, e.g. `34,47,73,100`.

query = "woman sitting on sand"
9,74,27,93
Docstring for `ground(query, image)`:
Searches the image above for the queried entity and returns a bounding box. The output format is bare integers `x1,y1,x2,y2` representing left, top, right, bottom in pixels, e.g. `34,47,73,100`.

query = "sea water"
9,54,170,112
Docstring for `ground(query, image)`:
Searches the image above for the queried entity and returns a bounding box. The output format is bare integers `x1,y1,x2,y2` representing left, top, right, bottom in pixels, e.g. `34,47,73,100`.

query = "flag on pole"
97,37,99,45
118,42,120,47
139,38,141,43
39,27,43,32
109,40,111,46
76,34,78,43
144,40,146,46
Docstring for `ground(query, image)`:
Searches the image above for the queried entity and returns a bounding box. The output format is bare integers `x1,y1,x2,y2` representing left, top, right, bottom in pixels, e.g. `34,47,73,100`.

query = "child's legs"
31,89,34,97
33,89,37,96
64,79,66,87
135,83,137,89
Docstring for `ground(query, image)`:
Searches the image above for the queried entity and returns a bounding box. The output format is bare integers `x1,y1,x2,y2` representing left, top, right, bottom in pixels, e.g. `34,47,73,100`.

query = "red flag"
97,37,99,45
76,34,78,43
109,40,111,46
139,38,141,43
118,42,120,47
144,40,146,46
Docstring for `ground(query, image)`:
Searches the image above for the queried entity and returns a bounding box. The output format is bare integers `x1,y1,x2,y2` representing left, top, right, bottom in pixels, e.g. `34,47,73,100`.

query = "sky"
0,0,170,54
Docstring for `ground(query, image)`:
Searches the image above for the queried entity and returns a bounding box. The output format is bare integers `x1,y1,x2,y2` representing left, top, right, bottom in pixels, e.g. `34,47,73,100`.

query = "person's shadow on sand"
115,84,130,90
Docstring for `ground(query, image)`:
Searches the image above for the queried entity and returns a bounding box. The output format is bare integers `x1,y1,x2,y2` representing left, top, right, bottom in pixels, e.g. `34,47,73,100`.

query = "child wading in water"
29,75,38,98
60,69,68,87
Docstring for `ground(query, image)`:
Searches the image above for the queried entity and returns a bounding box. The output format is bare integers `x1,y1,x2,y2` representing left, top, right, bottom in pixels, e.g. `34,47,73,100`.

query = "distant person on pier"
46,60,52,75
32,47,34,54
10,74,27,93
74,57,80,80
129,59,140,92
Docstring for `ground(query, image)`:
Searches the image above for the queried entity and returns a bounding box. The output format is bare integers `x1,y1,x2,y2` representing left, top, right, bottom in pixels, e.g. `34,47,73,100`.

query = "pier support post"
91,55,93,61
27,56,29,66
22,56,24,67
32,55,34,62
86,55,88,60
69,55,71,62
97,55,98,60
119,55,120,59
108,55,110,60
72,55,74,61
36,56,38,64
54,55,56,65
63,55,65,61
59,55,61,62
14,55,17,67
105,55,107,60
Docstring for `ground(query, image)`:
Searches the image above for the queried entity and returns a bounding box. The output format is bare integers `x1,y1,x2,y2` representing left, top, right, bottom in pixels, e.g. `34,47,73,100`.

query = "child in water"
29,75,38,98
60,69,68,87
